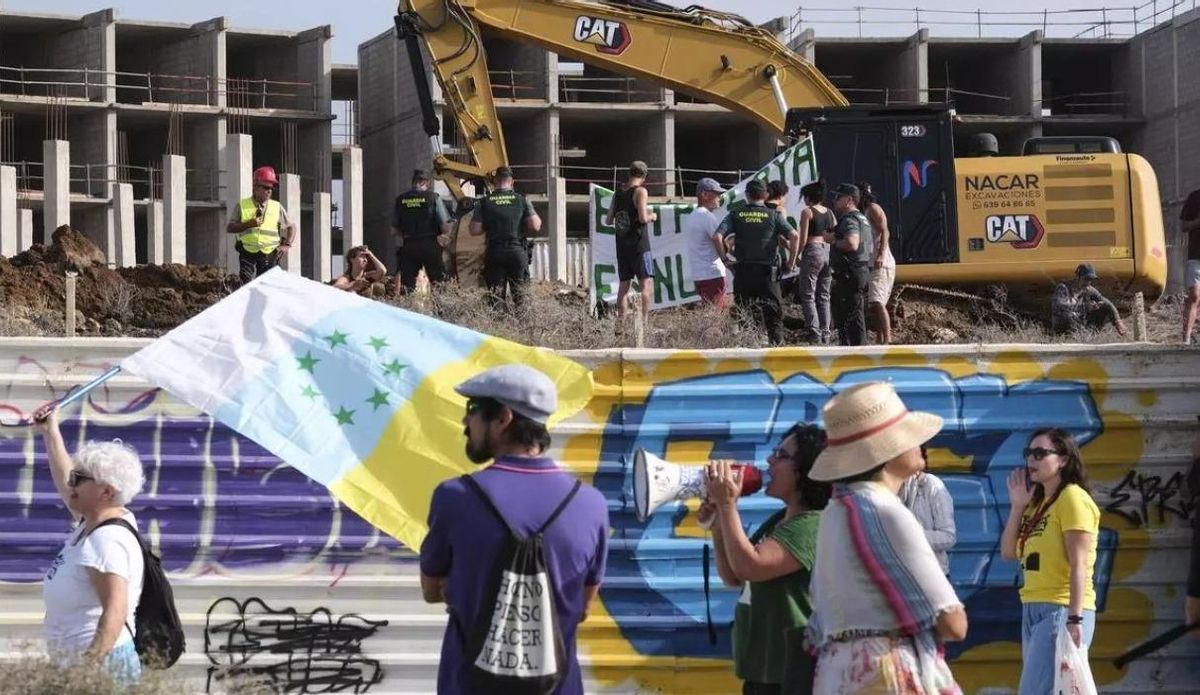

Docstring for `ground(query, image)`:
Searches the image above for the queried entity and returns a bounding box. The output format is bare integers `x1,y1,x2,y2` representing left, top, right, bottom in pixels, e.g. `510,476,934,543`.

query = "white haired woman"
33,403,146,684
806,382,967,694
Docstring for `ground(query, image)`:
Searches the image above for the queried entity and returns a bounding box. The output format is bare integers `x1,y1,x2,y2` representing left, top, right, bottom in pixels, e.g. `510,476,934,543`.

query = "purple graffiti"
0,411,409,582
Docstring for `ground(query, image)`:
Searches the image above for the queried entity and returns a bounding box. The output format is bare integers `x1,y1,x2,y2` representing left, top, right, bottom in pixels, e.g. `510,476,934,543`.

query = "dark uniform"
393,189,449,291
716,202,794,345
473,187,535,303
611,185,654,283
830,209,873,346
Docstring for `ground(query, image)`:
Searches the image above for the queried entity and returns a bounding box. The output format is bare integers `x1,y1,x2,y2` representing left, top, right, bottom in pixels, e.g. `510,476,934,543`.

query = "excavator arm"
396,0,847,199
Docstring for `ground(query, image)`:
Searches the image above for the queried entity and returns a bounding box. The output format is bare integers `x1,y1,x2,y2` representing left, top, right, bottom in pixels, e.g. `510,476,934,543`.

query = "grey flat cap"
455,364,558,424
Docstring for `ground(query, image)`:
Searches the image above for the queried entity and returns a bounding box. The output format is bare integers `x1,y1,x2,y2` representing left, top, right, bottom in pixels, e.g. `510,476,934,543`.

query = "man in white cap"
683,177,730,308
419,364,610,695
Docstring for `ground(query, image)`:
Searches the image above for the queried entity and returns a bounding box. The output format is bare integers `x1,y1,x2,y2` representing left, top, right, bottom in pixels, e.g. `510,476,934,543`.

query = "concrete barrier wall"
0,338,1197,693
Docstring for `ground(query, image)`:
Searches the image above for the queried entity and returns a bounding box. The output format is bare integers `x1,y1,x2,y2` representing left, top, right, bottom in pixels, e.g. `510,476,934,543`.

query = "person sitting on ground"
700,423,832,695
1051,263,1127,336
333,245,388,295
33,403,147,686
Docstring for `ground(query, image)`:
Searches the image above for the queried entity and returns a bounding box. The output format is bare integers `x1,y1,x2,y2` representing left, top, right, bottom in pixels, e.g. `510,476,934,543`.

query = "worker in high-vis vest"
226,166,295,283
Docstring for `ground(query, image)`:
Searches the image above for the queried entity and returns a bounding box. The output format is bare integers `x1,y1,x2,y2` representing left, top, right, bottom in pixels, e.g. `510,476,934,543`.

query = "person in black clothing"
392,169,452,294
715,179,800,346
469,166,541,305
605,160,657,322
828,183,873,347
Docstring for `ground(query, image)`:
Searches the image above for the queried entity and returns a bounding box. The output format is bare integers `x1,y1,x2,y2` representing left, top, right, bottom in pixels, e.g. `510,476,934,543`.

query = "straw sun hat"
809,381,944,482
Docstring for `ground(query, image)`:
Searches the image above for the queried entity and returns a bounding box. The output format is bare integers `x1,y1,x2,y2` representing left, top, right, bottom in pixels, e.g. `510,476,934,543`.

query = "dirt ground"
0,228,1185,346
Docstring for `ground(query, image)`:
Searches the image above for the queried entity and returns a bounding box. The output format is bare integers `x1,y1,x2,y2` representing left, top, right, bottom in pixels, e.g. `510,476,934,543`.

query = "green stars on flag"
366,388,390,411
383,359,407,378
367,336,389,353
325,330,349,349
333,406,356,426
297,351,320,373
300,385,320,400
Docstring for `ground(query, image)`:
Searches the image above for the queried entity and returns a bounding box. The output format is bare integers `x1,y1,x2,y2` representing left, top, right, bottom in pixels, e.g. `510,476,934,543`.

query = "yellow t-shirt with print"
1018,483,1100,609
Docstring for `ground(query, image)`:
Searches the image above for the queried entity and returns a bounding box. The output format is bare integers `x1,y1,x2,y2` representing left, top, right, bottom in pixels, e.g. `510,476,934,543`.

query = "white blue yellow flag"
120,269,593,551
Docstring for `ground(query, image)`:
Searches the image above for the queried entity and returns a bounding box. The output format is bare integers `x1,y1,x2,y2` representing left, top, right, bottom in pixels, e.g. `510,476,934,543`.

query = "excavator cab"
785,105,959,266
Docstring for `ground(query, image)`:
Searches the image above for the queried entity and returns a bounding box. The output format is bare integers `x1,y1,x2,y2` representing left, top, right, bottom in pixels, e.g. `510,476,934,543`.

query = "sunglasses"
1023,447,1064,461
254,184,274,191
769,446,794,461
68,470,95,487
465,399,484,416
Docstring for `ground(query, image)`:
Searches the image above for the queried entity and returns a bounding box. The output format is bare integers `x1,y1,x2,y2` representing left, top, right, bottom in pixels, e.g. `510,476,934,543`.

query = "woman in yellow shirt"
1000,427,1100,694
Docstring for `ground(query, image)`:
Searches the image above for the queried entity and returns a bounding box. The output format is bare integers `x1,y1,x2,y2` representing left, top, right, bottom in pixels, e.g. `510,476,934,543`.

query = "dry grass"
0,650,279,694
0,296,59,337
388,281,769,350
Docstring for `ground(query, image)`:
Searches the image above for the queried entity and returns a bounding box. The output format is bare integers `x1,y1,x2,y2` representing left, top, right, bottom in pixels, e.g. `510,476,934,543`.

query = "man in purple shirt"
420,364,610,695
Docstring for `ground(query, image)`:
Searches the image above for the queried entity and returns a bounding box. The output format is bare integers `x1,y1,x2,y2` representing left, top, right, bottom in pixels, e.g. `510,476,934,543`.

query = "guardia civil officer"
828,183,873,346
715,179,800,345
469,166,542,305
392,169,452,294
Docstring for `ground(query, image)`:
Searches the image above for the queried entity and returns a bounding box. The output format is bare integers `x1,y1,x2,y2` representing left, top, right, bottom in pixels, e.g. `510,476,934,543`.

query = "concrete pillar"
1015,31,1043,117
147,200,165,265
161,154,187,264
341,146,363,253
43,140,70,243
0,167,16,257
113,183,135,267
546,52,559,103
191,18,227,107
18,209,33,252
662,111,676,198
311,191,332,281
223,133,253,273
279,173,302,273
790,28,816,64
545,109,561,192
547,176,567,283
900,30,929,105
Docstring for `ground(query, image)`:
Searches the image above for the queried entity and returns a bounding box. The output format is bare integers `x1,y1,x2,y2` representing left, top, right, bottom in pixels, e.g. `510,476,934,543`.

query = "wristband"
1066,615,1084,625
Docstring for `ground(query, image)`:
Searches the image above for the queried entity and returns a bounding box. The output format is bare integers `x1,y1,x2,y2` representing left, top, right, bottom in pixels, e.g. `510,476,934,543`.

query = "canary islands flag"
120,268,593,551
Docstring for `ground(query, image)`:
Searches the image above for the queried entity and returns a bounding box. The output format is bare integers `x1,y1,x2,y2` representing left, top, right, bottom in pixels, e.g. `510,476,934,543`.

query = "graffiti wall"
0,338,1196,693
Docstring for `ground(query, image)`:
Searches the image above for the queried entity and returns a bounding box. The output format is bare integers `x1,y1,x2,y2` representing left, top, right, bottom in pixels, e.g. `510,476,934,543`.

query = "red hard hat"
253,166,278,187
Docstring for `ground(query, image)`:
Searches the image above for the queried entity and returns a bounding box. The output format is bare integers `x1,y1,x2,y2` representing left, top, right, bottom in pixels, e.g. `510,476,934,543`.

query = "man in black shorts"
605,160,657,322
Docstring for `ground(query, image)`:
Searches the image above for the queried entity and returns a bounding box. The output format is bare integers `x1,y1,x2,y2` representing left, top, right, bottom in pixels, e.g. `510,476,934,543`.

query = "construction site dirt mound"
0,230,235,336
0,228,1181,345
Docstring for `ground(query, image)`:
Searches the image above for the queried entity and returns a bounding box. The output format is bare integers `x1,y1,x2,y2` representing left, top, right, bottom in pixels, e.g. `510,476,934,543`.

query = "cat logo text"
985,214,1045,249
573,17,631,55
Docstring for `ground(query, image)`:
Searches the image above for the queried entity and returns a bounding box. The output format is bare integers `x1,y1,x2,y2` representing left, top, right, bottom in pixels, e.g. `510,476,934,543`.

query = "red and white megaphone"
632,448,763,522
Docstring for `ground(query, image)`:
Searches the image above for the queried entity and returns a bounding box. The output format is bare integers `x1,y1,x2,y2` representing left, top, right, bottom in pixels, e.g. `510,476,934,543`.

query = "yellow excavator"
395,0,1168,296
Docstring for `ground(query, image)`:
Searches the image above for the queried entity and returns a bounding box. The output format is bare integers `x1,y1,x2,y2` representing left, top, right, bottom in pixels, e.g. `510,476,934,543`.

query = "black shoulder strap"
460,475,516,535
90,517,146,551
536,480,582,535
460,475,582,538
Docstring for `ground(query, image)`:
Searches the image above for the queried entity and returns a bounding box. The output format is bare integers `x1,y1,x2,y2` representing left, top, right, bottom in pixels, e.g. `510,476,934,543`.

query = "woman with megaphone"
700,423,832,695
804,382,967,695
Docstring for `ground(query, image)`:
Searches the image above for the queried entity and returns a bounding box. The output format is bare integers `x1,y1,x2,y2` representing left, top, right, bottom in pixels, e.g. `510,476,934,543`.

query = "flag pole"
52,366,122,413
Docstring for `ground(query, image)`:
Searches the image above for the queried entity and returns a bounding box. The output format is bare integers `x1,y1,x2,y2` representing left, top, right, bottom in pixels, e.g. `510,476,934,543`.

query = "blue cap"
455,364,557,424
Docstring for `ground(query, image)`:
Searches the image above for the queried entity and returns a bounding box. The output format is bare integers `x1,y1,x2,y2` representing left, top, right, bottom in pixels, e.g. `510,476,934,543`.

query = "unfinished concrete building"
0,8,354,280
357,8,1200,287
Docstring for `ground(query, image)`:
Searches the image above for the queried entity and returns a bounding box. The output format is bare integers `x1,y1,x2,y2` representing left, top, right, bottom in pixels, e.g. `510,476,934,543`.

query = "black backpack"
91,518,186,668
460,475,581,695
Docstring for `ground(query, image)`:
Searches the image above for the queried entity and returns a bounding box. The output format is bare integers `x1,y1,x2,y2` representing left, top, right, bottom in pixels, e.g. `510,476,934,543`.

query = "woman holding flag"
33,403,146,685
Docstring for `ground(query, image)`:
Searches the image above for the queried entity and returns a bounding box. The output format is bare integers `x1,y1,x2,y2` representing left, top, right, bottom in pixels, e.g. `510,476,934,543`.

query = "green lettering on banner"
594,263,616,301
594,191,614,236
676,254,698,299
652,256,676,304
794,141,816,185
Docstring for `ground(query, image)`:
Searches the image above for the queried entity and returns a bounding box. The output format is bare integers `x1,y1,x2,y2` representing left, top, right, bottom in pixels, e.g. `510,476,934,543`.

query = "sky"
3,1,1177,64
